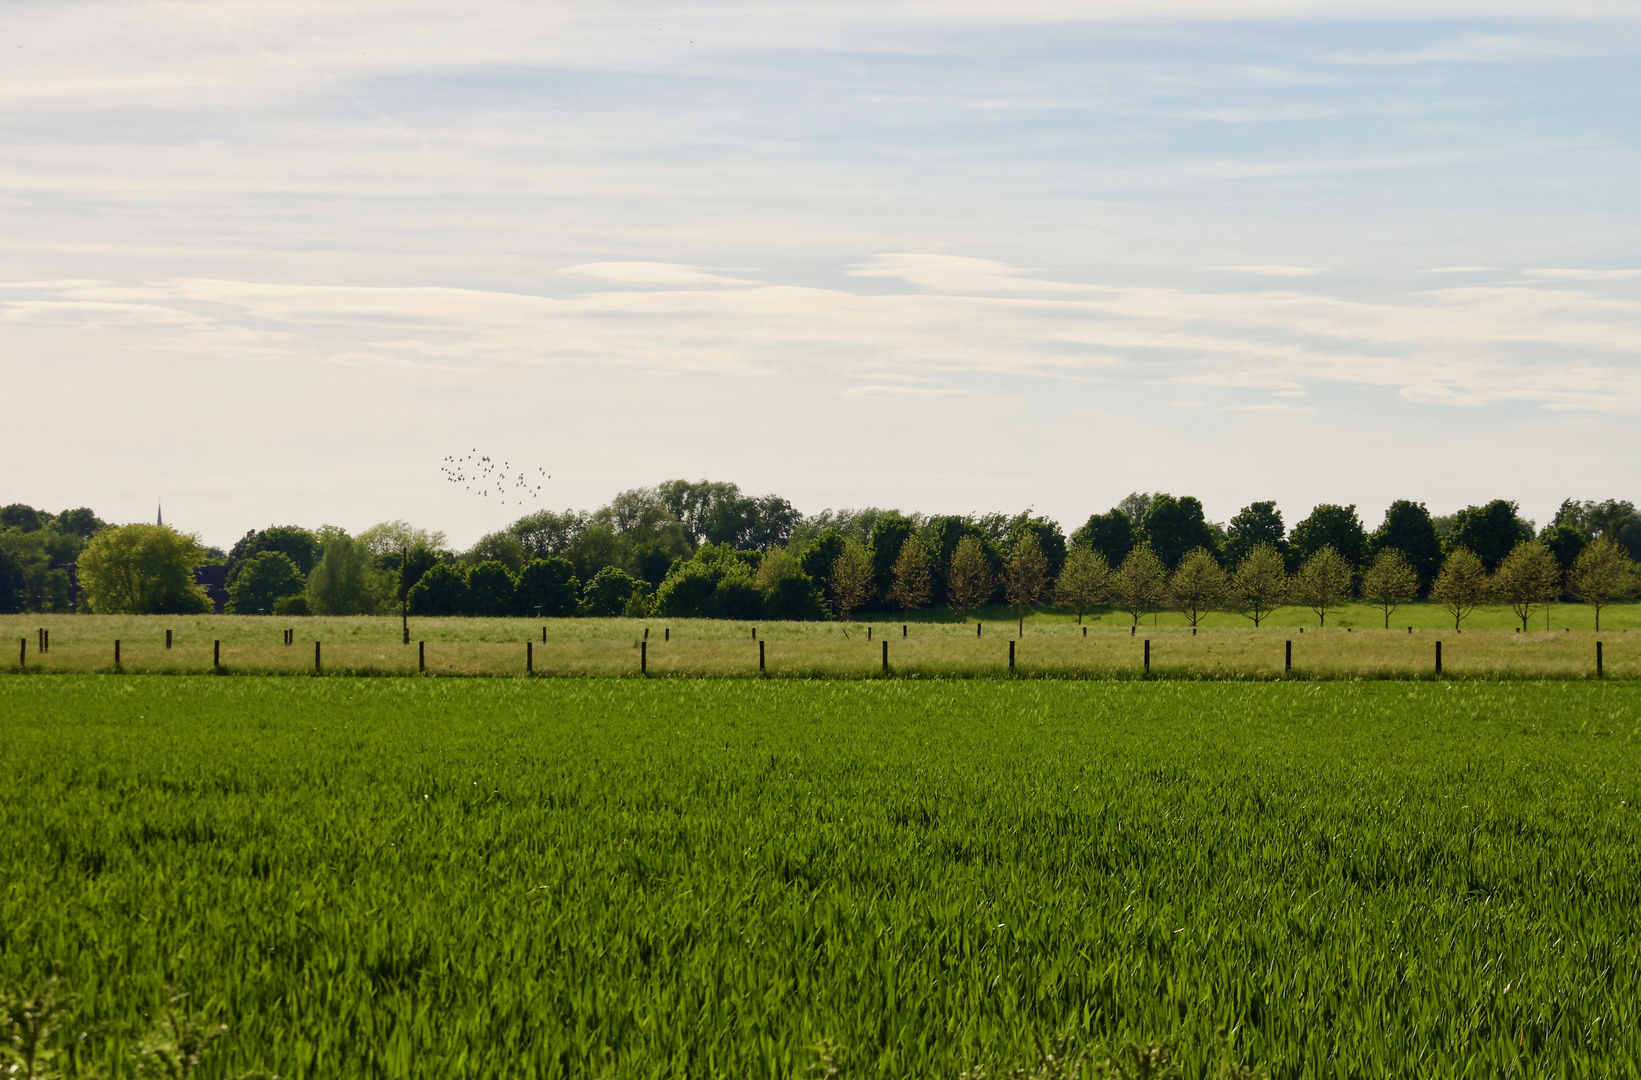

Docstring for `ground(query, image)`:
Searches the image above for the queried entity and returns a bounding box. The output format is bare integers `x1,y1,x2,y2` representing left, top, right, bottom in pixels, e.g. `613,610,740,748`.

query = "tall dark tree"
1369,500,1443,592
1070,509,1135,569
1538,523,1587,576
1140,495,1217,569
1224,501,1286,567
515,558,580,617
1447,500,1534,571
870,514,915,607
1554,498,1641,561
54,507,106,539
0,504,45,532
1290,504,1367,570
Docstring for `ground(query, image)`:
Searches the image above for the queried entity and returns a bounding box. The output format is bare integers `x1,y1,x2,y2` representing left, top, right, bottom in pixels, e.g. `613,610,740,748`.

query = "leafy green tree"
1054,548,1110,624
226,551,305,614
1431,547,1490,631
870,514,917,608
1493,540,1562,632
1141,495,1217,569
1070,509,1135,569
53,507,106,540
1231,543,1287,628
0,527,74,612
583,566,642,617
306,533,377,615
356,520,448,559
226,526,319,586
1569,538,1637,632
1369,501,1443,593
1291,505,1367,571
465,561,517,617
408,563,469,616
945,536,993,619
1224,501,1286,568
516,558,580,617
888,538,933,617
828,537,875,620
1168,547,1228,629
1003,530,1050,636
1447,501,1533,571
464,531,527,572
77,524,212,614
0,504,44,532
1293,545,1353,627
1361,549,1418,629
1111,543,1167,629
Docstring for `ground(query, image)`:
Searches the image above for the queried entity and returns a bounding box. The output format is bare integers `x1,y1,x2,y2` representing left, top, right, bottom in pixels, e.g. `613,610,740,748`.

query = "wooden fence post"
1596,641,1603,678
1009,639,1015,672
166,629,172,650
641,640,647,675
115,640,121,666
419,641,425,672
527,641,533,674
881,639,888,673
17,638,23,669
315,641,321,673
1286,640,1291,674
1435,641,1442,675
1144,639,1150,675
759,640,765,672
214,640,220,668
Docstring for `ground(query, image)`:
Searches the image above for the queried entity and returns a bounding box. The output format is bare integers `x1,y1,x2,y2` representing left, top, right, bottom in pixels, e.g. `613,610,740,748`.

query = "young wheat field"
1,676,1637,1077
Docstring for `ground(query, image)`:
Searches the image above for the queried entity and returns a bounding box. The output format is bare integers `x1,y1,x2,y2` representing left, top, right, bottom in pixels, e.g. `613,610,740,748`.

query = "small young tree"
1231,543,1287,628
828,537,874,621
1569,537,1637,632
1493,539,1562,633
888,538,933,618
1361,548,1418,629
1111,543,1167,629
1004,530,1051,636
1293,545,1352,627
1168,547,1227,629
946,536,993,620
1431,547,1490,631
76,524,212,614
1054,548,1111,624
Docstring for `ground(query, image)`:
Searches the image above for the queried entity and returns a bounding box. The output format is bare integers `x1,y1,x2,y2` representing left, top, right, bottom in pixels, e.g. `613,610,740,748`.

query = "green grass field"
3,602,1638,680
2,677,1638,1077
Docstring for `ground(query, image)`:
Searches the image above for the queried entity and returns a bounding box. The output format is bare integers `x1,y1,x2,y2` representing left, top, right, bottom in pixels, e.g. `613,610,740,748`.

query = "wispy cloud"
1207,265,1327,277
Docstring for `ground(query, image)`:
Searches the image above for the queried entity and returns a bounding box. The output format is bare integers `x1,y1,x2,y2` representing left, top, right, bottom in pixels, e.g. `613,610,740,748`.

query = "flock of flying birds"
440,450,549,505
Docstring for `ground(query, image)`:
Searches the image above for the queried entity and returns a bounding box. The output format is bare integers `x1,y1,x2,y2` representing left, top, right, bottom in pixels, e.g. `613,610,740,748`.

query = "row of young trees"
842,531,1636,635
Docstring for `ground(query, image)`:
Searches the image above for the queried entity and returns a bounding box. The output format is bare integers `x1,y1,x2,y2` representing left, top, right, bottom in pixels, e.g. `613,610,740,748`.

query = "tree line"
2,486,1637,625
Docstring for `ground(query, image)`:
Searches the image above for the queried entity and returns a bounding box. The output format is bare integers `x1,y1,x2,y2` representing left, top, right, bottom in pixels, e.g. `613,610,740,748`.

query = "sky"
3,0,1640,550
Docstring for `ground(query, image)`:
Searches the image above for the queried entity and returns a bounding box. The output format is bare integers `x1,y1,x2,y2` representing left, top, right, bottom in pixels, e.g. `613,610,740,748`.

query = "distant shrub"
583,567,641,617
465,561,517,617
272,594,309,617
654,544,763,620
227,551,304,614
408,563,469,616
515,558,580,617
761,570,826,621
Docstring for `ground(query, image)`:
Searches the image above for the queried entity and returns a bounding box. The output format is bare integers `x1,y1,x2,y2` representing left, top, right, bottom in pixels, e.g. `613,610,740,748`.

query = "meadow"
3,602,1636,680
1,676,1638,1078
